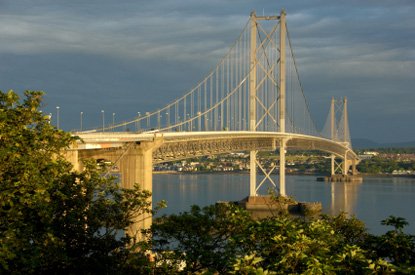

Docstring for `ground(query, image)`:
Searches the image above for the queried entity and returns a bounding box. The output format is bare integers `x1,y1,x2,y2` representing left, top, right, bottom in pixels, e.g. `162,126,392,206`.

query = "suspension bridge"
66,9,360,235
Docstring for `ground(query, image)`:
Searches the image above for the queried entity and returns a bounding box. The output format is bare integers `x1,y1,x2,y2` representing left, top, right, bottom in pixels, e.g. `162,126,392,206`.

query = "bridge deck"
72,131,359,163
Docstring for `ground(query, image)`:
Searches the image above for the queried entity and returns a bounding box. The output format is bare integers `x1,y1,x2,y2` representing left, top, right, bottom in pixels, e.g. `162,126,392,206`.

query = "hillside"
352,138,415,149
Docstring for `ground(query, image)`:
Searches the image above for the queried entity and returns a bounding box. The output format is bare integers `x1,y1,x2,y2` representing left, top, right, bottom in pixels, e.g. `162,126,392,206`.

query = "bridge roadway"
72,131,359,163
65,130,359,240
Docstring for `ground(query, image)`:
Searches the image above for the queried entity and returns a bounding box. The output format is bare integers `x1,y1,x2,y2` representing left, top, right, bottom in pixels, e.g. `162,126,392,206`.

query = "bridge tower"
249,9,287,197
328,97,356,175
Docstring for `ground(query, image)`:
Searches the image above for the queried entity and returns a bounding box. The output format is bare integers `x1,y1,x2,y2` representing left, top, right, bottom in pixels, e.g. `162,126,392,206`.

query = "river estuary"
152,174,415,235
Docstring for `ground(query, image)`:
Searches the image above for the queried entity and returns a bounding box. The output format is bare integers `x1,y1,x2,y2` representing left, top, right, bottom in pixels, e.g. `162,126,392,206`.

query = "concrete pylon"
66,135,163,244
118,138,163,241
63,150,80,172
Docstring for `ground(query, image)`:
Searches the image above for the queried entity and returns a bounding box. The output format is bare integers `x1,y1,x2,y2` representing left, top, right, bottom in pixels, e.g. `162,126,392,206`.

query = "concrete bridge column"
63,149,85,173
118,139,163,242
249,150,257,196
352,159,357,175
68,136,163,244
343,152,348,176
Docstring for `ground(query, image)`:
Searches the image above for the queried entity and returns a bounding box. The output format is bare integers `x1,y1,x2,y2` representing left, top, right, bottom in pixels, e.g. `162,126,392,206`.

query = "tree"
0,90,163,274
149,203,252,274
363,216,415,273
149,201,415,273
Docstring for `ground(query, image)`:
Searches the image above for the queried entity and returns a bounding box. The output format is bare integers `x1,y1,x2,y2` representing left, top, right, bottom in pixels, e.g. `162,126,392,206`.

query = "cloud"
0,0,414,142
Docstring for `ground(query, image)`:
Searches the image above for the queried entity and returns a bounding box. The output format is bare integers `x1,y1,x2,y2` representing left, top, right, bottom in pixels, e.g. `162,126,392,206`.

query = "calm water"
153,174,415,235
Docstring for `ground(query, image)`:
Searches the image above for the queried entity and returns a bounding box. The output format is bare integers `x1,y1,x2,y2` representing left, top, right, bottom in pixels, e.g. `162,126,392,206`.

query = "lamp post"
197,111,201,131
146,112,150,130
166,112,169,128
137,112,140,132
80,112,83,131
112,113,115,132
158,112,161,129
206,118,209,131
101,110,105,132
56,106,60,129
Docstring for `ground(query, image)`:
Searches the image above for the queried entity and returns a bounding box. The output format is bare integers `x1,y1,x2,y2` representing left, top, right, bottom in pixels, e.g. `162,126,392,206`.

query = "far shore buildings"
153,151,415,175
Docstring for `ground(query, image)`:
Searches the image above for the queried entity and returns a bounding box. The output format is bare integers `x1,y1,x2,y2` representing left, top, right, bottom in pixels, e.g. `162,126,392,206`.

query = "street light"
101,110,105,132
206,117,209,131
113,113,115,132
197,111,201,131
205,115,208,131
157,112,161,129
80,112,83,131
137,112,141,131
166,112,169,128
56,106,60,129
146,112,150,129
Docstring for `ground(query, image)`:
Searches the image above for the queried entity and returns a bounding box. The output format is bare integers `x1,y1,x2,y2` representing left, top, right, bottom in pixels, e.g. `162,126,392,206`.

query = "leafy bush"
0,90,163,274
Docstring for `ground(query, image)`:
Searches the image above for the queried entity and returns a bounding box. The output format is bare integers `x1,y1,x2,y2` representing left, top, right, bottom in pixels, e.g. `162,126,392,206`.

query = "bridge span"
68,131,359,196
73,131,358,164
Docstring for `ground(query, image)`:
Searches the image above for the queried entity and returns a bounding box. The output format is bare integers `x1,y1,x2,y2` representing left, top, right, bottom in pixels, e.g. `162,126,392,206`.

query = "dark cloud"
0,0,414,142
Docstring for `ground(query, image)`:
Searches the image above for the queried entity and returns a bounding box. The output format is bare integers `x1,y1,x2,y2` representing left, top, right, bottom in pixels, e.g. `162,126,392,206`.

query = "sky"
1,0,414,144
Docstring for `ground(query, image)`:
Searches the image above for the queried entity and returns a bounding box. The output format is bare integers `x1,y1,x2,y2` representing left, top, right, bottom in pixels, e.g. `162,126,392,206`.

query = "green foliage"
149,203,252,274
150,203,415,274
321,212,368,245
381,216,409,233
230,254,275,275
267,188,296,205
363,216,415,272
0,90,163,274
357,156,415,174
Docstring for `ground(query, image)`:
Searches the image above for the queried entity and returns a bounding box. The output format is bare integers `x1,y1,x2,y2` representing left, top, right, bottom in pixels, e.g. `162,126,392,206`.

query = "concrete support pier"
219,196,322,219
118,142,160,240
66,136,163,243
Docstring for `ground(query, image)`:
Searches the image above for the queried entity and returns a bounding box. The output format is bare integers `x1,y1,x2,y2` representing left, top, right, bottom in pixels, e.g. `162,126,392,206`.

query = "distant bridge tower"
249,9,288,196
327,97,356,175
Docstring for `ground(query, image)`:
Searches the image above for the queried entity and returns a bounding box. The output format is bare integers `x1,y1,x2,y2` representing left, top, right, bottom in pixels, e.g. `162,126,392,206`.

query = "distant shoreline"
153,171,415,178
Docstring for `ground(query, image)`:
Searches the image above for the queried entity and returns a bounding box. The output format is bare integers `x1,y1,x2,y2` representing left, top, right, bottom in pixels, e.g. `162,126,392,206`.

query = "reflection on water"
328,181,361,216
152,174,415,235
